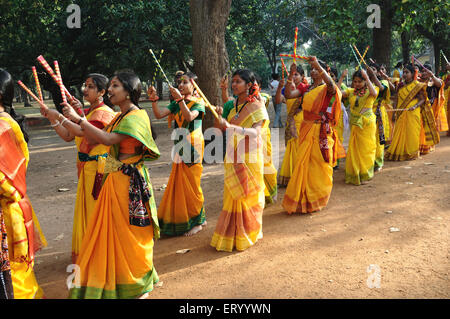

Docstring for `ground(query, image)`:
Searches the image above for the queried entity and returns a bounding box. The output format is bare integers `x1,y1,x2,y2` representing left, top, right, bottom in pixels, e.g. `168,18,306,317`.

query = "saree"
69,109,161,299
157,98,206,236
278,98,303,186
443,74,450,136
282,84,342,213
72,103,116,263
385,81,427,161
419,83,447,154
0,116,47,299
210,100,268,252
372,80,391,170
1,207,13,299
344,87,378,185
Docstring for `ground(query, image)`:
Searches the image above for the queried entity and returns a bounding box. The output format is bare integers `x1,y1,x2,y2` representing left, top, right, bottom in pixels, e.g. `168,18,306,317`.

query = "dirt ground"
23,100,449,299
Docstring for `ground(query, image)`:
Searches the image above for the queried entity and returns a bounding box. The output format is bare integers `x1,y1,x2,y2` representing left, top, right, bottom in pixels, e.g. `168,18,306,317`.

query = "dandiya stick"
352,44,368,67
356,45,370,71
279,53,309,60
53,61,67,104
36,55,73,101
440,50,449,64
149,49,171,86
17,81,47,109
350,45,360,66
190,79,220,120
31,66,43,102
280,58,288,81
293,27,298,64
412,55,431,73
152,49,164,86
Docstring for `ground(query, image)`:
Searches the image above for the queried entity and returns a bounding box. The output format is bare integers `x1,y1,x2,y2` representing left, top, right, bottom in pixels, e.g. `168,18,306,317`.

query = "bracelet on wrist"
50,120,60,128
149,97,159,102
60,118,69,126
76,117,86,125
176,98,184,104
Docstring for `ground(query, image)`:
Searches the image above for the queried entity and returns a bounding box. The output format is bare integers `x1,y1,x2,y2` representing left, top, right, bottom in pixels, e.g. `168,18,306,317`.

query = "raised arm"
147,86,172,119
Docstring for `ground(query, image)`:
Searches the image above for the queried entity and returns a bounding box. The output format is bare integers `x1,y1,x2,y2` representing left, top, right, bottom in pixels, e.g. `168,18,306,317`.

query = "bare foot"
184,225,203,236
137,292,150,299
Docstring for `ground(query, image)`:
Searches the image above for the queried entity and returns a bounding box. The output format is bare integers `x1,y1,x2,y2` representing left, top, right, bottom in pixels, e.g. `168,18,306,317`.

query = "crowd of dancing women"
0,49,449,298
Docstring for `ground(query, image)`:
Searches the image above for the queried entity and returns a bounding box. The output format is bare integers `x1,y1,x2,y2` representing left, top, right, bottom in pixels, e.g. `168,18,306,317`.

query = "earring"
126,95,130,100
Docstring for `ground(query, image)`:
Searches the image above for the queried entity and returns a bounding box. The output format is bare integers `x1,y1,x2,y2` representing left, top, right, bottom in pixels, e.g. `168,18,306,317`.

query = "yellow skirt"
345,115,377,185
10,261,44,299
157,162,205,236
385,108,421,161
72,160,99,263
278,111,303,186
69,166,159,299
282,124,334,213
211,183,264,252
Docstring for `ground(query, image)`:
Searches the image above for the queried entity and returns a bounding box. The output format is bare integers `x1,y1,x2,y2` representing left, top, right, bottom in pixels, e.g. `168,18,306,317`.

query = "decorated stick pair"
351,44,369,70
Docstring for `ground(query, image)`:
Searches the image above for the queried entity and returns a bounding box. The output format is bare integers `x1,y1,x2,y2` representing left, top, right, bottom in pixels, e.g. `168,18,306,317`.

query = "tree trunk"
372,0,392,74
401,30,410,65
190,0,232,130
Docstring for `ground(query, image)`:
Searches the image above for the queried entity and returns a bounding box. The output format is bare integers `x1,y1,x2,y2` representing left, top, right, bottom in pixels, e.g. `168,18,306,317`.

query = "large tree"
189,0,232,128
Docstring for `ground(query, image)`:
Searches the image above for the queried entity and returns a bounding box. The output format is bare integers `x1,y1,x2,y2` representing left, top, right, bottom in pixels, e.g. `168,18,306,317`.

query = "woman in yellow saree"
342,69,379,185
0,69,47,299
276,66,309,186
211,69,269,252
61,71,160,299
42,74,116,263
368,64,391,171
148,72,207,236
443,64,450,137
418,64,447,154
282,57,341,214
385,64,436,161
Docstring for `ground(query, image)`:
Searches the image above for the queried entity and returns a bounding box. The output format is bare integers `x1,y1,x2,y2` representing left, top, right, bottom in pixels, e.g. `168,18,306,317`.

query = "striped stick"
149,49,171,86
17,81,47,109
350,45,360,66
53,61,67,104
190,79,220,120
31,66,43,102
441,50,449,64
36,55,73,101
280,58,287,81
152,49,164,86
356,45,370,71
293,27,298,64
279,53,309,60
352,44,368,68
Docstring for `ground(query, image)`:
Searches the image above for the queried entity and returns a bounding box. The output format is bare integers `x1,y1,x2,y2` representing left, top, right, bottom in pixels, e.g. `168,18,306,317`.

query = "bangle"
286,79,293,83
76,117,86,125
149,97,159,102
176,98,184,104
50,120,60,128
60,118,69,126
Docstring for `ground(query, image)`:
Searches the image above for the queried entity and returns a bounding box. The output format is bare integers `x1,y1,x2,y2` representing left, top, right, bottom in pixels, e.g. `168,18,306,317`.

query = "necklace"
354,87,367,97
234,98,248,120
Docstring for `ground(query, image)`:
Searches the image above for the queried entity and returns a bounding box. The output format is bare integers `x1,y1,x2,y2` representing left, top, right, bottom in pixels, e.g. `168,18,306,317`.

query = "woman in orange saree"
61,71,160,299
42,74,116,263
148,72,207,236
211,69,269,252
282,57,342,213
0,69,47,299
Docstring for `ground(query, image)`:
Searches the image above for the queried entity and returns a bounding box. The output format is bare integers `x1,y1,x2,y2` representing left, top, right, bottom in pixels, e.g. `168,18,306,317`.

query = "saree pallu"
158,99,206,236
262,124,278,204
278,98,303,186
211,101,268,252
282,84,342,214
443,74,450,136
419,85,442,154
70,110,161,299
72,105,116,263
0,117,47,299
373,80,391,169
385,81,425,161
344,88,378,185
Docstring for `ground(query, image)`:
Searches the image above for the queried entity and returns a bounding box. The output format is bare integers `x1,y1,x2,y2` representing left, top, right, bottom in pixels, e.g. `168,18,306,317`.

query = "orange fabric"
119,137,141,155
